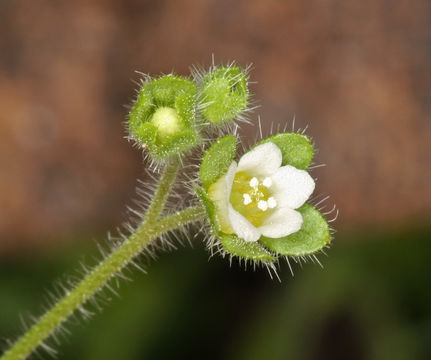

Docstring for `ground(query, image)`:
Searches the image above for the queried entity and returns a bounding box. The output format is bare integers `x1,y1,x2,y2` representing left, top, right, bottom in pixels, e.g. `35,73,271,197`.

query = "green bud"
128,74,199,160
199,65,249,124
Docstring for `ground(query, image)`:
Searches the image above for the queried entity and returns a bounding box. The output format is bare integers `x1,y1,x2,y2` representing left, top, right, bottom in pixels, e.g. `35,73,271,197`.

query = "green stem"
1,158,204,360
143,157,181,224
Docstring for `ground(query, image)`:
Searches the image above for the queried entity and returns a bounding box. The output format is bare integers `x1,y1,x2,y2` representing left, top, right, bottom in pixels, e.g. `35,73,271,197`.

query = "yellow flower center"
230,171,277,227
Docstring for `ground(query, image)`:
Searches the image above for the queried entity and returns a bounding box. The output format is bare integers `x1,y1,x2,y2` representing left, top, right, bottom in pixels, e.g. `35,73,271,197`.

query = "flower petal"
224,161,238,198
237,142,282,177
259,207,303,238
271,165,315,209
228,204,261,242
208,161,237,233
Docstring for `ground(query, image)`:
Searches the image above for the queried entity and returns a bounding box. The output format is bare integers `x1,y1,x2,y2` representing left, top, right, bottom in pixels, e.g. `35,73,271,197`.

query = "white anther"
257,200,268,211
249,177,259,188
262,177,272,188
267,197,277,208
243,193,252,205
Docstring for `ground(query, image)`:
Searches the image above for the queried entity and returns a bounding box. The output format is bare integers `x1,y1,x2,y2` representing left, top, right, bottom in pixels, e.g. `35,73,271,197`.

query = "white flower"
208,142,315,242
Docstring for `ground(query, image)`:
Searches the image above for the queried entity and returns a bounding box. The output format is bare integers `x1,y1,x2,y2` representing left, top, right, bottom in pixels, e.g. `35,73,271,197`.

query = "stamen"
257,200,268,211
243,193,252,205
249,177,259,188
262,177,272,188
267,197,277,208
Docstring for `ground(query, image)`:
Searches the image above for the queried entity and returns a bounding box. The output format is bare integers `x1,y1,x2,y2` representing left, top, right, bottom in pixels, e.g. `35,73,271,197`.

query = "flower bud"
128,74,199,160
199,65,249,125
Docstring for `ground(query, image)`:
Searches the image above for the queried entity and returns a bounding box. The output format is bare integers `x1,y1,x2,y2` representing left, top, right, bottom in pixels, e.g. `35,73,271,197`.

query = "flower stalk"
0,159,204,360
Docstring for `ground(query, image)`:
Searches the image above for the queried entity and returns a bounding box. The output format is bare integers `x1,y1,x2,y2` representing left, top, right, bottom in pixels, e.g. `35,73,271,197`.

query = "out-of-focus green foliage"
1,227,430,359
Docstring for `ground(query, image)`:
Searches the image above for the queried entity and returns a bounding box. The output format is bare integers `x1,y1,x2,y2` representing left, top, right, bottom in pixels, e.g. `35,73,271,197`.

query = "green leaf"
200,135,237,189
257,133,314,170
260,204,330,256
220,234,275,262
200,66,249,124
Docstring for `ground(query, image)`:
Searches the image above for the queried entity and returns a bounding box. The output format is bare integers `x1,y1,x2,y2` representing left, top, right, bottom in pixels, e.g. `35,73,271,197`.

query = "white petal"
222,161,237,202
237,142,282,177
207,161,237,233
271,165,315,209
258,207,303,238
228,204,261,242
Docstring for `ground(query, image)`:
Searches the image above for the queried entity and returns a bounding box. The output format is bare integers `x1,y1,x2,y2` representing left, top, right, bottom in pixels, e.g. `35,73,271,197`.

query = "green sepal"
200,66,249,124
148,75,197,107
200,135,237,189
220,234,275,262
135,124,198,160
175,91,197,128
195,187,220,233
128,74,199,160
259,204,330,256
257,133,314,170
129,87,153,135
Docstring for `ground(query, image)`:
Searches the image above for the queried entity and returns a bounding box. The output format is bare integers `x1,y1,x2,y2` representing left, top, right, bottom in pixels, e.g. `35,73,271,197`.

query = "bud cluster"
128,64,250,161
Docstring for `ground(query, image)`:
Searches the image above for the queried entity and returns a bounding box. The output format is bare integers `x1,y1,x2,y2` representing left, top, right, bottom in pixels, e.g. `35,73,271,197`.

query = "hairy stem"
1,158,204,360
144,157,181,224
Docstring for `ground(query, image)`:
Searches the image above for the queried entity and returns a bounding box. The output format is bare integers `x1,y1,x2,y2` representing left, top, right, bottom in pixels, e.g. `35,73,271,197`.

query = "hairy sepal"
256,132,314,170
220,234,275,262
259,204,330,256
200,135,237,189
196,187,220,233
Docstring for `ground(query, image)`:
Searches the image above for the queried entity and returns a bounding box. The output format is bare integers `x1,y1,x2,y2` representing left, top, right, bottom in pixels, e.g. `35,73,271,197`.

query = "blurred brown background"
1,0,431,254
